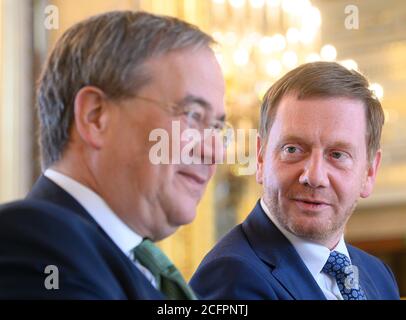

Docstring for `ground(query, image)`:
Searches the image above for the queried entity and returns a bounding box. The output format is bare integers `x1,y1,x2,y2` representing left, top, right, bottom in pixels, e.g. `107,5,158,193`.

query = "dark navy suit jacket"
0,176,164,299
190,201,400,300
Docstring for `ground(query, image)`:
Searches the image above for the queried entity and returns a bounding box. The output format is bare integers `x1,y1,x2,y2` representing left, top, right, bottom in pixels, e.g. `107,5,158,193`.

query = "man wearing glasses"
0,11,227,299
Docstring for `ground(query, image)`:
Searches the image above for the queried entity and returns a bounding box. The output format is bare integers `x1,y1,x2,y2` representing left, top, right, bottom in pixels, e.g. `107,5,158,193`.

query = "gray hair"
37,10,215,169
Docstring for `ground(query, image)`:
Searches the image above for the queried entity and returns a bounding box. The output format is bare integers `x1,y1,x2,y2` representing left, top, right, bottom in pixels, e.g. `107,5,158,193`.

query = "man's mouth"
291,197,331,211
177,171,207,185
294,198,330,205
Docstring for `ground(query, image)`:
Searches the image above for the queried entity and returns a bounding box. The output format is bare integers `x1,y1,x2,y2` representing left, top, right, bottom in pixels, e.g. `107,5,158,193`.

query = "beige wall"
0,0,33,202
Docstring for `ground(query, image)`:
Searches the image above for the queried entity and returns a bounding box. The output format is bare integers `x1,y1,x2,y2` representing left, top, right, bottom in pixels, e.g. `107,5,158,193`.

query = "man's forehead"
146,48,219,72
270,95,367,143
276,95,366,122
145,49,223,85
142,50,225,113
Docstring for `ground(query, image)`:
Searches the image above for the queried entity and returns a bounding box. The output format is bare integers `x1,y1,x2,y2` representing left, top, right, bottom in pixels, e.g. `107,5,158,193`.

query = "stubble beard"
264,189,357,244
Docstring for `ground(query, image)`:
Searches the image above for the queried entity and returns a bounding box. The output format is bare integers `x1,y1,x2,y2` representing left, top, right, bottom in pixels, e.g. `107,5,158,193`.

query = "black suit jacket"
0,175,164,299
191,201,400,300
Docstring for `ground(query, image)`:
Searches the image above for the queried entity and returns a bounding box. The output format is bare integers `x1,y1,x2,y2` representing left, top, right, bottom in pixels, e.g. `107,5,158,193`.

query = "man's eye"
210,120,226,131
331,151,347,160
281,145,303,161
284,146,298,154
188,110,203,122
184,103,205,123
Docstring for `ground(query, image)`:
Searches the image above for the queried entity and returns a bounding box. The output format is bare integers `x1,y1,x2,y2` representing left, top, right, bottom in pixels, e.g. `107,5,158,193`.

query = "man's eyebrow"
277,135,310,147
278,135,357,153
180,94,226,122
328,141,357,153
180,94,212,109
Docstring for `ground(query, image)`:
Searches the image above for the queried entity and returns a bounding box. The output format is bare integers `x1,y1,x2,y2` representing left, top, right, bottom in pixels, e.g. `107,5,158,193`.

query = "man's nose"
299,150,330,188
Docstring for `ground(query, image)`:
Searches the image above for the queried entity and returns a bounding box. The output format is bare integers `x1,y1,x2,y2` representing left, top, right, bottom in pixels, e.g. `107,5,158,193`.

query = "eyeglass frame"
132,95,233,147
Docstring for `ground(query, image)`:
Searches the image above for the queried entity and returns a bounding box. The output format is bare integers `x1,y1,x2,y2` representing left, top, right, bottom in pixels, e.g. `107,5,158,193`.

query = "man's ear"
73,86,110,149
360,149,382,198
256,135,264,184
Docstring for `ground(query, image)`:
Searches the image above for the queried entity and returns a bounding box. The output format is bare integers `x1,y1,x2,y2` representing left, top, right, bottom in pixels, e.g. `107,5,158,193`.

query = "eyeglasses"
133,95,233,147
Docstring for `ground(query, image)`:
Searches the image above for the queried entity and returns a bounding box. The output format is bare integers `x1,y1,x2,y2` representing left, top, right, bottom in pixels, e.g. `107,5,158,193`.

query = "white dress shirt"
260,198,351,300
44,169,156,287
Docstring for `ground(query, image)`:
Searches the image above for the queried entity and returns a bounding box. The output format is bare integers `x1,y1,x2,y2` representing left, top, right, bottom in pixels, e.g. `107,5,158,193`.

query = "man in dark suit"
0,11,226,299
191,62,400,300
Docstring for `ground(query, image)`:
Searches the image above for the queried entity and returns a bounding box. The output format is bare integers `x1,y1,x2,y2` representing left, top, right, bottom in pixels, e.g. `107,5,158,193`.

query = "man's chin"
153,226,179,242
173,201,198,225
155,218,194,241
286,217,336,241
178,208,198,225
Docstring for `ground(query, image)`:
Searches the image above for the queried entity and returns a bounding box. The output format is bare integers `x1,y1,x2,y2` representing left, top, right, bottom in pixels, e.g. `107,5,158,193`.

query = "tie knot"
322,250,366,300
132,239,197,300
322,251,352,278
133,239,173,277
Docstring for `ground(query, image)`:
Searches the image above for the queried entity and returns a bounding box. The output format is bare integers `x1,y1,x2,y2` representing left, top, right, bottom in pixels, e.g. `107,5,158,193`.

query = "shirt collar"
44,169,142,258
260,198,350,278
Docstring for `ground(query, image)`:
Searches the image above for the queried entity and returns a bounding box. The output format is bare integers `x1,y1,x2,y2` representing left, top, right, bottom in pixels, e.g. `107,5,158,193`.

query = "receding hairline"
261,90,370,132
259,91,374,159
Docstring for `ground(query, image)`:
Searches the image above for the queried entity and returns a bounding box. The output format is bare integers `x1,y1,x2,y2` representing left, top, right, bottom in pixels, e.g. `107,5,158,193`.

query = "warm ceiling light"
259,36,274,54
229,0,245,8
286,27,300,44
282,51,298,69
320,44,337,61
301,6,322,28
305,53,321,63
233,48,250,66
266,0,281,7
281,0,296,14
340,59,358,71
224,31,238,45
272,34,286,51
211,31,223,42
299,27,317,45
370,83,384,100
250,0,265,8
266,60,282,77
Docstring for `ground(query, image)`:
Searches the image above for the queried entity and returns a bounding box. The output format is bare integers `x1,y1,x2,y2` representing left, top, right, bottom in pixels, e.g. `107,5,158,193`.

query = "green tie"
133,239,197,300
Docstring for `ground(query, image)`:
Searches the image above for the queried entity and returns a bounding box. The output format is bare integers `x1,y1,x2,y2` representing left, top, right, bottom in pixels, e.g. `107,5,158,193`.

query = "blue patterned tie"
322,251,367,300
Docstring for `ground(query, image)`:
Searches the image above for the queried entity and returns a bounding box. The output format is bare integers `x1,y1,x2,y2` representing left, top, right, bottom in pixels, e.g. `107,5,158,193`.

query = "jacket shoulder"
347,244,400,299
0,199,98,233
0,199,127,299
191,225,278,299
348,243,391,272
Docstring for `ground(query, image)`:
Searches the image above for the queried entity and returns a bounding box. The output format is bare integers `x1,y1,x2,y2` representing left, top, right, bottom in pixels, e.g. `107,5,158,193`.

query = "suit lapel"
348,245,380,299
28,176,165,295
26,175,165,298
242,201,326,300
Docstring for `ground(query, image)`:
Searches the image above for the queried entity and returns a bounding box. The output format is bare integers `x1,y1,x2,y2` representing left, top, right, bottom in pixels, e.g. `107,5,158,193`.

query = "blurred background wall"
1,0,406,295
